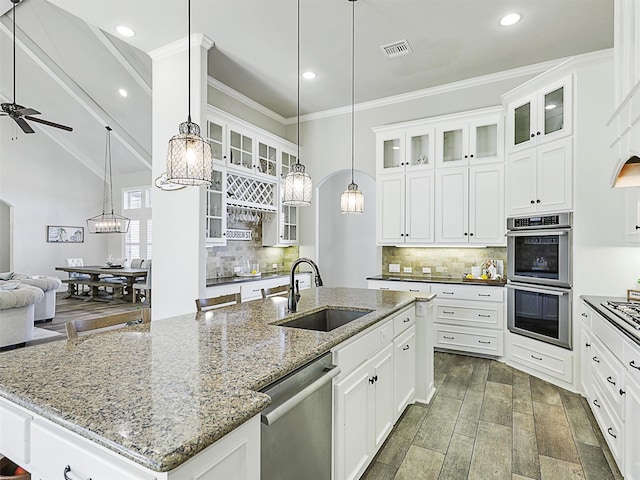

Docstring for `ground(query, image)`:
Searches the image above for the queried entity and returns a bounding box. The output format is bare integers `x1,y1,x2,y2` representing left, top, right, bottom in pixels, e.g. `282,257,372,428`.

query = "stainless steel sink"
278,307,373,332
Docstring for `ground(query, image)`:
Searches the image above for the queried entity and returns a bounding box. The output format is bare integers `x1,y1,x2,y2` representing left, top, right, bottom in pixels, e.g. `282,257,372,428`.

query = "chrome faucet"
288,258,323,312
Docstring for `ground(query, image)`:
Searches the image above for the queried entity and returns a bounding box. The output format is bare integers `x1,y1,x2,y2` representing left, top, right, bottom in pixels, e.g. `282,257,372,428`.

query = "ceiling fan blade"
24,115,73,132
13,116,35,134
15,107,40,116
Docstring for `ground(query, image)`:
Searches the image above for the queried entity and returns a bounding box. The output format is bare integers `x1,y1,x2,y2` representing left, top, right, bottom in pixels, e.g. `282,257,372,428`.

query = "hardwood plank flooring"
362,352,622,480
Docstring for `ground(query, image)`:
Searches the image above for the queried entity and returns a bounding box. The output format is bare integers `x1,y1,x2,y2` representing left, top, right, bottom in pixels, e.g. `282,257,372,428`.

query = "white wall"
317,169,377,288
0,121,107,279
0,200,10,271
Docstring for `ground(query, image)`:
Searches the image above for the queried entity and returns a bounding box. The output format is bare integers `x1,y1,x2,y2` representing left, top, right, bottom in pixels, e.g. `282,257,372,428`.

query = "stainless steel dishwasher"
260,352,340,480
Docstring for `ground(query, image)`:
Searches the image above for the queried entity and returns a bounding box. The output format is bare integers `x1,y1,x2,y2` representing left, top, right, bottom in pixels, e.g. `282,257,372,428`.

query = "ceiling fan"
0,0,72,134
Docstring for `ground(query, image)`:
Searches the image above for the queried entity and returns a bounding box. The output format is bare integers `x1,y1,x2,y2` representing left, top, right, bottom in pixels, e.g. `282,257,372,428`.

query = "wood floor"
361,351,623,480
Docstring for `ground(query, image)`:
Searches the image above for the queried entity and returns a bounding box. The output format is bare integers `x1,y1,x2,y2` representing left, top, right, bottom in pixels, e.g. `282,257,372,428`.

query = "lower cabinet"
625,370,640,479
393,326,416,418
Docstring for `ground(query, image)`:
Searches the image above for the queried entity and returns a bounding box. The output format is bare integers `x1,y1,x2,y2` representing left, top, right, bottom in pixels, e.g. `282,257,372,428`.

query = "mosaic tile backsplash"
382,246,507,278
206,220,299,279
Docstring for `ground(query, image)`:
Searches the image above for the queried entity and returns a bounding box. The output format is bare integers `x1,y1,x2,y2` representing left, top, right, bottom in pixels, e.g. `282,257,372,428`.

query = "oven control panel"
507,212,572,230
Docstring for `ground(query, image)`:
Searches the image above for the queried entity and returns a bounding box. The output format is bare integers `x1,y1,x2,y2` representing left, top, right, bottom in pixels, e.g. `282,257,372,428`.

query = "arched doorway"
316,169,377,288
0,200,12,271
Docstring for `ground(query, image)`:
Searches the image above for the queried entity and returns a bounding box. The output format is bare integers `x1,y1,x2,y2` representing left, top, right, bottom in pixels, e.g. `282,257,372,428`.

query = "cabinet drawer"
0,399,31,465
589,381,624,466
624,338,640,385
592,313,624,362
333,319,393,376
434,325,503,355
31,420,156,480
509,337,572,383
393,307,415,337
591,341,624,419
435,303,502,329
367,280,430,293
240,283,264,302
431,284,504,302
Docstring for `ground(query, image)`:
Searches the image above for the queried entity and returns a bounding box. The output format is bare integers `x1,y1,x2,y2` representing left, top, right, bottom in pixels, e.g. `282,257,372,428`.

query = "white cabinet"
376,171,435,245
262,184,299,246
334,343,394,480
435,164,505,245
624,339,640,480
393,326,416,419
375,126,435,174
435,115,503,168
431,284,505,356
506,137,573,216
625,187,640,243
506,75,573,154
206,167,227,246
507,332,574,385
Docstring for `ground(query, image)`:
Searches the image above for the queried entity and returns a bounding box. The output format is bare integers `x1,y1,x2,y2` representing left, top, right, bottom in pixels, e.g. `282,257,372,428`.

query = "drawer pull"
477,314,491,318
593,399,601,408
606,376,616,386
403,317,411,323
531,354,542,361
478,340,492,344
630,360,640,370
585,342,591,347
380,287,390,290
64,465,91,480
442,310,455,314
581,312,588,317
607,427,617,439
592,356,600,363
443,335,455,340
620,388,626,396
478,293,491,297
402,345,410,351
442,291,454,295
409,289,419,292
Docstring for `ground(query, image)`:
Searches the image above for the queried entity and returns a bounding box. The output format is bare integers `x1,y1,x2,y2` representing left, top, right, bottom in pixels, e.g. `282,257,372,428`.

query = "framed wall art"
47,225,84,243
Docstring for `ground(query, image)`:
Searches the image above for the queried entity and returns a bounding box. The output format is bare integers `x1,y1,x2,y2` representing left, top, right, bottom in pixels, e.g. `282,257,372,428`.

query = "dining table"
55,265,148,302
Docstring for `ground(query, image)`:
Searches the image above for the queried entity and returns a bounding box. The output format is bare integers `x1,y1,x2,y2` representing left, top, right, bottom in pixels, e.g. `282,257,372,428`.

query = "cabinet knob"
536,199,541,203
470,154,474,158
530,200,535,204
464,155,468,159
469,233,474,236
464,232,468,236
531,133,535,138
635,225,640,230
222,232,226,236
536,131,541,136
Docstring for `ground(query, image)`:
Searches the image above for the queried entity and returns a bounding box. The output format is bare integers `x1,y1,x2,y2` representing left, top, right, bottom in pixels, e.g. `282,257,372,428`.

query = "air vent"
380,39,412,58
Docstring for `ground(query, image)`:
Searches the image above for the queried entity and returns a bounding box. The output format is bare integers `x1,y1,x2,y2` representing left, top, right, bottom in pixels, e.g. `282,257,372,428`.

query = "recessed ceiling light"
118,89,128,98
302,71,317,80
500,13,521,26
116,25,135,37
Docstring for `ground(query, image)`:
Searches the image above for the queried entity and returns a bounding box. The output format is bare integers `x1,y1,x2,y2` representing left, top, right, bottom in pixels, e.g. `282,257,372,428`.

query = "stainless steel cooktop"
601,301,640,339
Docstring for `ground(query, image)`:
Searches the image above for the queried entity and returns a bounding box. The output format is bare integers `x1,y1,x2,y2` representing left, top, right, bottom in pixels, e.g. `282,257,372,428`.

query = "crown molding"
149,33,214,60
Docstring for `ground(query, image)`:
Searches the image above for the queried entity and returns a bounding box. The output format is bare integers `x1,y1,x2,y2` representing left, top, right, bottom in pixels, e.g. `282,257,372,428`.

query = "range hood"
612,155,640,188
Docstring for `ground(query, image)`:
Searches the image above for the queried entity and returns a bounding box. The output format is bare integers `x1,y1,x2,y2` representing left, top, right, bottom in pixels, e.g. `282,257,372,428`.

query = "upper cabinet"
435,114,503,168
506,76,573,154
376,126,435,174
207,120,226,165
206,167,227,245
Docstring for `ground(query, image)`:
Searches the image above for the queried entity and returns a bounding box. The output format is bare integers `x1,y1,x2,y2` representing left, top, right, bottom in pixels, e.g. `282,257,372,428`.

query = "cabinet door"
405,171,434,244
405,126,435,171
506,149,537,216
377,173,405,244
257,139,278,179
469,116,503,164
625,374,640,479
581,325,594,399
536,137,573,213
468,164,505,245
625,187,640,243
435,167,469,243
376,131,405,174
206,167,227,245
436,122,469,168
334,362,373,480
507,92,537,153
228,126,254,172
538,76,573,146
207,119,226,165
393,326,416,420
371,343,394,450
280,149,297,180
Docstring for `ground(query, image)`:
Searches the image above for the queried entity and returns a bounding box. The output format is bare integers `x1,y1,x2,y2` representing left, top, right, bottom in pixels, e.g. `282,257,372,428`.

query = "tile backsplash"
206,221,299,278
382,246,507,277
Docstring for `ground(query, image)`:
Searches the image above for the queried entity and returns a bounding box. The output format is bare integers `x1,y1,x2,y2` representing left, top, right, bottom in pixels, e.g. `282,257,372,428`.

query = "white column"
149,34,213,320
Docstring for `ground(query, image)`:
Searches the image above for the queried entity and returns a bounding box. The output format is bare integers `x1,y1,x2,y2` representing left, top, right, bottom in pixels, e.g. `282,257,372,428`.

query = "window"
122,187,152,261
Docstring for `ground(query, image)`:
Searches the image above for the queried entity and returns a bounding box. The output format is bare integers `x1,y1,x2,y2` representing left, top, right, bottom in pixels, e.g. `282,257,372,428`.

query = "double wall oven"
506,212,573,349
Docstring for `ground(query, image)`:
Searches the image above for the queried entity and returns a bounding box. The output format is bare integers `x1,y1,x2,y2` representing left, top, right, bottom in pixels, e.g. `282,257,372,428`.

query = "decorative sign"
226,229,252,241
627,289,640,301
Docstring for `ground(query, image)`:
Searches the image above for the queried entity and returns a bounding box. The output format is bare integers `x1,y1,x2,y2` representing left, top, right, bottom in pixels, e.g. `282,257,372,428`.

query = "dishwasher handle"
262,364,340,426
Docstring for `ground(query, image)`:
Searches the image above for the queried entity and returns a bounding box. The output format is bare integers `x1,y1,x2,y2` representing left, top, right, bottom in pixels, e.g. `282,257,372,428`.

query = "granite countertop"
581,295,640,346
206,270,311,287
367,274,507,287
0,287,434,472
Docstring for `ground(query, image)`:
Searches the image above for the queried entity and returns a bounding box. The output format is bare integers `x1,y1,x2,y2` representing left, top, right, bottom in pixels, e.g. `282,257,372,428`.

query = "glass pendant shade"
155,172,187,191
340,182,364,214
166,120,213,186
283,162,312,206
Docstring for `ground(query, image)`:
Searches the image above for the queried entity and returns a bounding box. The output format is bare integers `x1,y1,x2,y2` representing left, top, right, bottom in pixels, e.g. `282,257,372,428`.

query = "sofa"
0,281,43,348
10,273,62,322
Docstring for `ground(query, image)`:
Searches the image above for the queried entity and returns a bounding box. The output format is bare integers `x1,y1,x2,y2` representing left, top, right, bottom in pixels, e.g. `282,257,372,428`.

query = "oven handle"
506,229,569,237
507,283,569,296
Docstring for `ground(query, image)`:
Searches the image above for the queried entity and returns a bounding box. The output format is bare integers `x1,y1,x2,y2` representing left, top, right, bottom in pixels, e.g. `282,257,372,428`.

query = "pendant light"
282,0,312,206
154,172,186,191
340,0,364,214
87,127,131,233
165,0,213,187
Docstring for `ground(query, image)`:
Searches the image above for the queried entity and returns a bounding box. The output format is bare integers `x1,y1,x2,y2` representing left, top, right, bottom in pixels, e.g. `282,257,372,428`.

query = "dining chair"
65,308,151,339
195,293,241,312
64,257,90,295
261,285,289,299
132,260,151,305
130,259,144,268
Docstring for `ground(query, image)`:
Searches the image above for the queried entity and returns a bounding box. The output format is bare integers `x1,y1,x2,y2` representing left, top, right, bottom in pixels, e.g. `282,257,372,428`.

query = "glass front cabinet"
506,75,573,153
262,187,299,246
206,167,227,245
375,127,435,174
435,114,503,168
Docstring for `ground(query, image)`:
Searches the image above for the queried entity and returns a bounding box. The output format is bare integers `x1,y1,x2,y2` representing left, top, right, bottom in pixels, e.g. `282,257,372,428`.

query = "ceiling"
0,0,613,178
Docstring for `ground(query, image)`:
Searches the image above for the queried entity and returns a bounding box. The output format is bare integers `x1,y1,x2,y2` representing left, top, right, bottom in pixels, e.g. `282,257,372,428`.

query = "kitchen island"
0,287,433,478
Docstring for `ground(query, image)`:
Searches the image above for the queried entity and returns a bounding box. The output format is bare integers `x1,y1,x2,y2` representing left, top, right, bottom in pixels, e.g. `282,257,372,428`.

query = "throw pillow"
0,272,13,281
